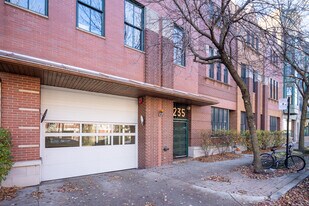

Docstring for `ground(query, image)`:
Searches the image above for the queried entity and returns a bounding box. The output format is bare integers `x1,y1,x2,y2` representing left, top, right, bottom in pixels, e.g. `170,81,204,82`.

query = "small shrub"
0,128,13,184
243,130,285,151
201,130,213,156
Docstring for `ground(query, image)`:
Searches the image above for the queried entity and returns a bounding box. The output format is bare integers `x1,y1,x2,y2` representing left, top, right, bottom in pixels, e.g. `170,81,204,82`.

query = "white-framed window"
44,122,136,148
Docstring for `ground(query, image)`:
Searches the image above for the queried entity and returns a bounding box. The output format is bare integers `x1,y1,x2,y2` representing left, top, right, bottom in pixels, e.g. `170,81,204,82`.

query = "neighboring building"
0,0,282,187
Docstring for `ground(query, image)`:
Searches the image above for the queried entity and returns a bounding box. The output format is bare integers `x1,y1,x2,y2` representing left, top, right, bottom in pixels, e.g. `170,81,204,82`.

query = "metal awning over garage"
0,50,218,106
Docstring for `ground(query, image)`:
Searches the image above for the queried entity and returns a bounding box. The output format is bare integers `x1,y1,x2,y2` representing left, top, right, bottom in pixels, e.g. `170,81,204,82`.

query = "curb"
269,170,309,201
192,185,268,204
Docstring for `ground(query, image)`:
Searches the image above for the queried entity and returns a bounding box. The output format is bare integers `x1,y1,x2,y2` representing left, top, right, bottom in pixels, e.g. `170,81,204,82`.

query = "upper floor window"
216,63,221,81
269,78,279,100
208,46,214,78
125,0,144,50
253,71,258,93
246,31,259,51
241,64,248,86
173,25,185,66
7,0,48,16
223,67,228,84
77,0,104,36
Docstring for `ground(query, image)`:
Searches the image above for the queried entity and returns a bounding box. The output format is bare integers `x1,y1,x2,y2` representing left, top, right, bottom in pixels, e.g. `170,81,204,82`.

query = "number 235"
173,108,185,117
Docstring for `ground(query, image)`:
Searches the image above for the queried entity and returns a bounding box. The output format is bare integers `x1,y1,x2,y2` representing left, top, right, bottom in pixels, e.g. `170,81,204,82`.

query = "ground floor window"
44,122,136,148
211,107,229,131
241,112,248,131
270,116,279,131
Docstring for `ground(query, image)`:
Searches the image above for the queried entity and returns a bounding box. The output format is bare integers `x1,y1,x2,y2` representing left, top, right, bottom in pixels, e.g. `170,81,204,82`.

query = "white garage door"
40,86,138,181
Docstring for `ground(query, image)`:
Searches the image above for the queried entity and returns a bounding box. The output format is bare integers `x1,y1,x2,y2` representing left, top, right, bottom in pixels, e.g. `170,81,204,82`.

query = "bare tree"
150,0,272,172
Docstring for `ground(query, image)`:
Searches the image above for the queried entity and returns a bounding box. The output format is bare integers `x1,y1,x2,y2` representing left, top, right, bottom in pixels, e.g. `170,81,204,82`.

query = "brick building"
0,0,282,187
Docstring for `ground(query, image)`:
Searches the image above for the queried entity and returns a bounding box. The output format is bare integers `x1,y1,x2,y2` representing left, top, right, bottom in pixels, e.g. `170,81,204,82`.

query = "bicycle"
260,143,306,172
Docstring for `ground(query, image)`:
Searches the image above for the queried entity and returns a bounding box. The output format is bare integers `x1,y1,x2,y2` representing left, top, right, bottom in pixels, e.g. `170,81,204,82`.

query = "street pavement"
1,154,308,206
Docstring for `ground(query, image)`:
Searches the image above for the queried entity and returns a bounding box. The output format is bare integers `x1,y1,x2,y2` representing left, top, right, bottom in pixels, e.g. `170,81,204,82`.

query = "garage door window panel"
46,123,80,133
124,135,135,144
46,136,80,148
113,136,123,145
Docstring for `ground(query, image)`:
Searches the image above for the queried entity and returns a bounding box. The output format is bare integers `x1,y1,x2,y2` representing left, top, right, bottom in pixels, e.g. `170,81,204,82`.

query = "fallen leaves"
203,175,231,183
31,191,44,199
195,153,242,163
256,178,309,206
233,165,298,180
57,182,83,193
0,187,20,201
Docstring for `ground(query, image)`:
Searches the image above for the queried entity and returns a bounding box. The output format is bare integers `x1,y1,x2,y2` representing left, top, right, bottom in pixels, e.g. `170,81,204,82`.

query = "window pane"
97,136,111,145
45,123,80,133
123,125,136,133
124,135,135,144
82,136,96,146
134,6,142,28
90,9,102,35
78,4,91,31
82,124,96,133
29,0,46,15
133,28,141,49
79,0,91,5
113,125,123,133
125,1,134,25
113,136,123,145
91,0,102,10
125,25,133,47
10,0,27,9
97,124,111,133
46,136,80,148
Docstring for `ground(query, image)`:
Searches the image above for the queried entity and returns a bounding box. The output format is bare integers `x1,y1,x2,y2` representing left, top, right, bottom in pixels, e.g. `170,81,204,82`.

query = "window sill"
174,63,186,69
5,1,48,19
268,98,279,103
76,27,106,39
204,76,232,87
124,45,145,54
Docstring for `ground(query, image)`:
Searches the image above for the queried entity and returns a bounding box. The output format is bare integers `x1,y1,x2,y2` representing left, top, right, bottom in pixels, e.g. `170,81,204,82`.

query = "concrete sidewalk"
1,154,308,206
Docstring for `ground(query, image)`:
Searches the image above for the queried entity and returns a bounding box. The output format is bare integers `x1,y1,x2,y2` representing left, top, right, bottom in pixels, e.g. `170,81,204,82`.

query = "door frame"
173,119,189,158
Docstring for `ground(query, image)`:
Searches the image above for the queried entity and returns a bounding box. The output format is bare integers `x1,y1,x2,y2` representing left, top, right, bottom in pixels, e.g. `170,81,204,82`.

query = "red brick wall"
145,29,161,86
190,105,211,147
138,96,173,168
0,0,145,82
0,72,40,161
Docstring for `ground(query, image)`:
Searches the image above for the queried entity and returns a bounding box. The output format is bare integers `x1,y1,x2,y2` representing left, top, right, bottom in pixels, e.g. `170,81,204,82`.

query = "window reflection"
46,136,80,148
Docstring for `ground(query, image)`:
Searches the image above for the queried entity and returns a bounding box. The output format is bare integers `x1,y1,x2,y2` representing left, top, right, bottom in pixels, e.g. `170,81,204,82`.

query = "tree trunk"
240,86,263,173
221,53,263,173
298,91,309,152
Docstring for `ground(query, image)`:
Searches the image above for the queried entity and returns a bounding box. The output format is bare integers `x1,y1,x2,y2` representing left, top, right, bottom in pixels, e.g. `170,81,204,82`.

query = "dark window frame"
211,107,229,131
76,0,105,36
270,116,278,131
241,112,248,131
223,66,228,84
216,63,221,81
173,25,186,66
208,47,215,78
6,0,49,16
124,0,144,51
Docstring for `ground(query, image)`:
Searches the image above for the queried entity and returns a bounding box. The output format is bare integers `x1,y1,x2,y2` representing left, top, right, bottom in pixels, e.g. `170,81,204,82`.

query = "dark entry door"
173,120,188,158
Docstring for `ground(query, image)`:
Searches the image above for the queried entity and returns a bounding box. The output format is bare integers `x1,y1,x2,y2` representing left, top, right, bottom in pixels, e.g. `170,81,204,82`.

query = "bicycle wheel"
260,153,274,169
285,155,306,172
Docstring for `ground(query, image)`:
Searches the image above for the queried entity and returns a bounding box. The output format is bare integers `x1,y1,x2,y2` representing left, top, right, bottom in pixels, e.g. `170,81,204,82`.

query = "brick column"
138,96,173,168
0,72,40,161
161,36,174,88
145,29,161,86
